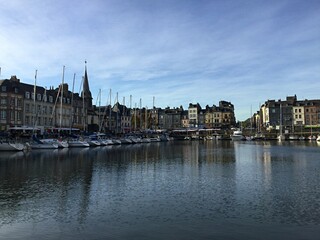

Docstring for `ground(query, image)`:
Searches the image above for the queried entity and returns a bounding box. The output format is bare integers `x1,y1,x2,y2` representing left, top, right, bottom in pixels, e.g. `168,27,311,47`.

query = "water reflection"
0,141,320,239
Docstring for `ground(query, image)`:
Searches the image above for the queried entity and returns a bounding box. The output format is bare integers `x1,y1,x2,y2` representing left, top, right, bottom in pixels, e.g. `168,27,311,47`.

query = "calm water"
1,141,320,240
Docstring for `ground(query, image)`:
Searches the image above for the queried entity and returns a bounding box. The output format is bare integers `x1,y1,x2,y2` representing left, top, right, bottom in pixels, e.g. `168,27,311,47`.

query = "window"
17,111,22,121
17,99,22,107
0,110,6,119
0,98,7,105
49,96,53,103
37,94,41,101
25,104,29,113
25,92,30,99
31,93,35,100
1,86,6,92
15,88,19,93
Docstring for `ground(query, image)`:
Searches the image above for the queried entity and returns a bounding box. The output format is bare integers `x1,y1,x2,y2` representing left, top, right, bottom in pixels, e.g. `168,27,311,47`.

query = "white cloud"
0,0,319,120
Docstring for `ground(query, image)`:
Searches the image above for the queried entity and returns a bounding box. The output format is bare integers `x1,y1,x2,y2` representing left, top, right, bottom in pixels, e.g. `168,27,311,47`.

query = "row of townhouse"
256,95,320,133
0,73,93,135
96,101,236,133
0,74,236,135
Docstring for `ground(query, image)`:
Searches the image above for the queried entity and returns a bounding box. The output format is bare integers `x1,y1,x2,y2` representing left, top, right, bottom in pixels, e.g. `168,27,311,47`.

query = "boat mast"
140,98,142,130
32,70,37,134
279,103,283,136
59,66,65,132
153,96,155,130
123,96,125,134
109,88,111,132
69,73,76,135
130,95,132,132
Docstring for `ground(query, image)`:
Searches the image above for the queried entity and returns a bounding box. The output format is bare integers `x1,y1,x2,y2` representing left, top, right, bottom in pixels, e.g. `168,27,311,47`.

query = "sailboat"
42,66,69,148
0,139,25,151
27,70,59,149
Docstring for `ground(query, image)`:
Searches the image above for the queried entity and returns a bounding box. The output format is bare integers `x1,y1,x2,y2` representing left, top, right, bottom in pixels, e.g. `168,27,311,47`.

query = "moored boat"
41,138,69,148
27,135,59,149
231,130,246,141
68,139,90,147
0,140,25,151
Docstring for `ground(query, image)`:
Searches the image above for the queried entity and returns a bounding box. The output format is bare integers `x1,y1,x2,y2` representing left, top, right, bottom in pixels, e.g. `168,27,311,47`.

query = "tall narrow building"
81,61,93,111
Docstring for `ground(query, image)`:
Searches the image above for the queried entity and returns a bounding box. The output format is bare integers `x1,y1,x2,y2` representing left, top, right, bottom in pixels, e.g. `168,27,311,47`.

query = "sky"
0,0,319,121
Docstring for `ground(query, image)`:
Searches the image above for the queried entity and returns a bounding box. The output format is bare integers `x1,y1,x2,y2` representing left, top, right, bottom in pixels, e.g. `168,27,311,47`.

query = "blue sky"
0,0,319,121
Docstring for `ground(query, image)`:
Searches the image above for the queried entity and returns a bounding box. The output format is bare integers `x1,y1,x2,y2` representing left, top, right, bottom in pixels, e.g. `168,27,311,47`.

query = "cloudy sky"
0,0,319,120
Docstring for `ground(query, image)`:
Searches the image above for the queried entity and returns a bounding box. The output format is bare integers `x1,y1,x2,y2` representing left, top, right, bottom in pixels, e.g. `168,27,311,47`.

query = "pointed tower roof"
81,61,93,110
83,61,91,96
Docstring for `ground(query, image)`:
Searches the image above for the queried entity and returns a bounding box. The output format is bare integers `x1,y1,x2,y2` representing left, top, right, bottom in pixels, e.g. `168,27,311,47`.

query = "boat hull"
0,142,25,151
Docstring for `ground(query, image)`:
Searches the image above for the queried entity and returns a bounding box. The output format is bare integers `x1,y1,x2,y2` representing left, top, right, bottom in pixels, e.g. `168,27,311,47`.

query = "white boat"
128,137,142,144
231,130,246,141
86,139,101,147
149,137,161,142
111,139,122,145
0,140,25,151
100,139,114,145
317,136,320,142
119,138,132,144
288,135,299,140
308,135,317,141
27,135,59,149
277,134,285,142
27,142,59,149
41,138,69,148
141,138,151,143
68,139,90,147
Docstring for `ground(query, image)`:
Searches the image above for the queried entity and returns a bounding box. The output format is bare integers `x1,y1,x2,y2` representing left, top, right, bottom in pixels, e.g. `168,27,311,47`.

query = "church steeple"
82,61,93,110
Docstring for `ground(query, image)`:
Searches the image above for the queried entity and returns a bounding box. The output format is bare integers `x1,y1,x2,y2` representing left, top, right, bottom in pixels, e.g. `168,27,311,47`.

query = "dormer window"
25,92,30,99
37,94,41,101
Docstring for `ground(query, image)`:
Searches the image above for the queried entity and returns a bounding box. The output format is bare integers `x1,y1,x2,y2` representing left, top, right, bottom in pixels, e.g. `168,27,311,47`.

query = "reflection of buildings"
0,149,94,225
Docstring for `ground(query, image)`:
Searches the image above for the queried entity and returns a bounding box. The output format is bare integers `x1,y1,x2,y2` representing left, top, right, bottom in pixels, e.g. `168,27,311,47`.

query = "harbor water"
1,141,320,239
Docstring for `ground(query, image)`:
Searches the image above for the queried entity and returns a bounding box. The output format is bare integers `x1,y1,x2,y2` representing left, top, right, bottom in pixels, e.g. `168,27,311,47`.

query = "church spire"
82,60,93,110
